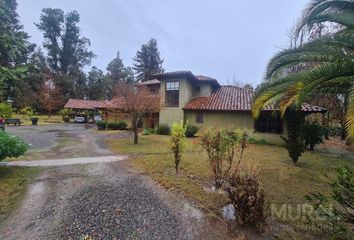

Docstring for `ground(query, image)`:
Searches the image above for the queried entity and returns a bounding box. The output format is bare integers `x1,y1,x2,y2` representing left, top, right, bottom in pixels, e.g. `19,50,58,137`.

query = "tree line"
0,0,164,112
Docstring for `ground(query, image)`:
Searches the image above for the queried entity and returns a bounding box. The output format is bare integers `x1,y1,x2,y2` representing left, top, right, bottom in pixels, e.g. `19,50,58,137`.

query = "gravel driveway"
0,124,231,240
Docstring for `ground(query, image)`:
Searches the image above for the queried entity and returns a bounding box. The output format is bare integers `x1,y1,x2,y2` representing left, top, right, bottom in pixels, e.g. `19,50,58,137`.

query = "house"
65,70,326,143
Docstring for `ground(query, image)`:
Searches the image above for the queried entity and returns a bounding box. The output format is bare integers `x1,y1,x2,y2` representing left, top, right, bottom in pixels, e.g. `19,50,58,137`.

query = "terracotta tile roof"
195,75,217,82
300,103,327,113
184,86,253,111
64,99,105,110
64,98,125,110
153,71,220,87
183,86,327,113
136,79,160,85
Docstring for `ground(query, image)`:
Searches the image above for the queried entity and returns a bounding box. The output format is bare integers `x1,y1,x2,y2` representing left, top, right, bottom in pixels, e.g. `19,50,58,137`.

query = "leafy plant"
225,166,268,230
198,128,247,189
95,120,107,130
19,106,34,119
142,128,154,135
170,122,186,174
156,124,170,135
0,103,13,119
107,121,127,130
185,124,199,138
281,110,305,164
303,122,325,150
305,166,354,239
0,132,28,161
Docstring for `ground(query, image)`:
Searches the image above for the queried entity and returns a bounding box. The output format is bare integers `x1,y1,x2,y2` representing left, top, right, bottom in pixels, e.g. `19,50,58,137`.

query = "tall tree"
0,0,34,102
36,8,94,100
87,66,107,100
106,52,135,99
252,0,354,142
133,38,164,82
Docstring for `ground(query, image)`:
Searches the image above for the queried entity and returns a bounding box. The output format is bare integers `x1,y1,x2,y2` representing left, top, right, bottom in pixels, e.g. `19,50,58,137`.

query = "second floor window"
165,81,179,107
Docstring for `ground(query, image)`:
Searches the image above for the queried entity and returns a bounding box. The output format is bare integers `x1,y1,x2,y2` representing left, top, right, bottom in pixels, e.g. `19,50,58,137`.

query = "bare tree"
39,79,63,117
114,82,159,144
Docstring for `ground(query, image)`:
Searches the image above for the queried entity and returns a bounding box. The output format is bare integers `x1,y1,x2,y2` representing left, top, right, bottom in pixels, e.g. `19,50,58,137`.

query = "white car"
94,115,102,122
74,116,86,123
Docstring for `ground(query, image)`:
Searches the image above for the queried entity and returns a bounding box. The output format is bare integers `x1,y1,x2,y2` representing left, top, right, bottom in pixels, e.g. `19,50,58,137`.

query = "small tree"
170,122,186,174
198,128,247,189
281,110,305,164
39,79,63,117
114,82,159,144
0,132,28,161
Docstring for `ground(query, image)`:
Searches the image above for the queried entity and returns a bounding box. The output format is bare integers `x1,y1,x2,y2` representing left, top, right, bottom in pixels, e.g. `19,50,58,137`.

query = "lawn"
12,114,63,125
0,166,40,222
108,134,354,238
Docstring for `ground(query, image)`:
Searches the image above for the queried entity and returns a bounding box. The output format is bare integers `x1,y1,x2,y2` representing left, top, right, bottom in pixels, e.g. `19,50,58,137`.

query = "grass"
12,114,63,125
0,166,40,222
108,134,354,238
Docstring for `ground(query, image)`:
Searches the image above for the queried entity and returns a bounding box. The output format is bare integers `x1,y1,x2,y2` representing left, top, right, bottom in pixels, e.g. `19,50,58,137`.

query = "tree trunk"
132,118,138,144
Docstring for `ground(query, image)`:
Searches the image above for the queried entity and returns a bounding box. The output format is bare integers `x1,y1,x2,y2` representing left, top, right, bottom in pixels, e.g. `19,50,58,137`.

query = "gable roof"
183,85,326,113
153,71,220,88
136,79,160,86
64,99,105,110
64,98,125,110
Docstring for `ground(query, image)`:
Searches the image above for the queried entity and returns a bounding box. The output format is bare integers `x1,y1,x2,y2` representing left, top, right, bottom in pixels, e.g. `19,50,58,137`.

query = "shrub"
156,124,170,135
224,167,268,230
170,122,186,174
95,120,107,130
19,106,34,119
281,110,305,164
303,122,325,150
185,124,199,138
116,121,128,130
247,131,268,145
59,108,73,120
0,132,28,161
198,128,248,189
305,166,354,239
142,128,155,135
0,103,13,119
107,121,127,130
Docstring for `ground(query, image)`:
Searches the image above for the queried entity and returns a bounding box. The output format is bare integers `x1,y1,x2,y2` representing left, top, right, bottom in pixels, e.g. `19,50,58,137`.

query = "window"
150,88,157,95
196,112,204,123
195,87,201,94
254,112,283,134
165,81,179,107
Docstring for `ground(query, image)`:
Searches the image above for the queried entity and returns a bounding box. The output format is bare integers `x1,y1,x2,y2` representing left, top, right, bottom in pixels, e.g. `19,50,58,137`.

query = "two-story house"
65,70,327,144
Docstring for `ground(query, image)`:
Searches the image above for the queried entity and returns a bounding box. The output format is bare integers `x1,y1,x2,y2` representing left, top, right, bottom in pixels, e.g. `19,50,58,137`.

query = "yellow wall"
160,78,194,126
184,111,254,129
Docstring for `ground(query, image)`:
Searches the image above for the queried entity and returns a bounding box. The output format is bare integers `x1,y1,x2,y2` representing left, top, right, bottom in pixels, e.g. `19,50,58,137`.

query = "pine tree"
133,38,164,82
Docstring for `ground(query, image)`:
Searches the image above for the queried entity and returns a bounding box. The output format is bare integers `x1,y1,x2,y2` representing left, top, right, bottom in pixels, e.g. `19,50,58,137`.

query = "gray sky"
17,0,308,86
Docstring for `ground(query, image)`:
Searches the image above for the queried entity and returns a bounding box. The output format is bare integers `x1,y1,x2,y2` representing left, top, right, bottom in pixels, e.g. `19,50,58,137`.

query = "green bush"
19,106,34,119
95,120,107,130
0,103,13,119
107,121,127,130
170,122,186,174
303,122,325,150
185,124,199,138
156,124,170,135
305,166,354,239
0,132,28,161
143,128,155,135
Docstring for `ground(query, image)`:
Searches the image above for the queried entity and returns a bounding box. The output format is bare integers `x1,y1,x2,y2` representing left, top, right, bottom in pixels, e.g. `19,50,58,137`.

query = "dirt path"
0,125,231,240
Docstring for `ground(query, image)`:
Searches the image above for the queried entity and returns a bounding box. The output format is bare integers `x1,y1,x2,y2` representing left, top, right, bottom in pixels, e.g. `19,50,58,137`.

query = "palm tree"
252,0,354,141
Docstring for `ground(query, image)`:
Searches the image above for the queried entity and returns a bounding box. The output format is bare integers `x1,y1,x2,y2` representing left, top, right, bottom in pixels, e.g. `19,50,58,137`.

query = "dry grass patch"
108,134,354,237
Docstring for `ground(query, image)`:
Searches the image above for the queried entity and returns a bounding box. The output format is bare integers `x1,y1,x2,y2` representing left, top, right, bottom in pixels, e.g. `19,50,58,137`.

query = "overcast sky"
17,0,308,86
